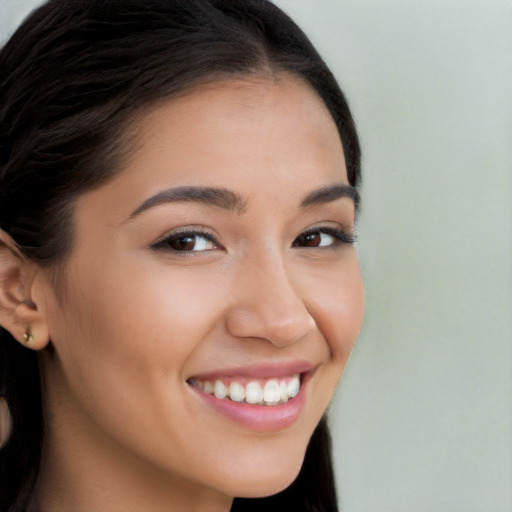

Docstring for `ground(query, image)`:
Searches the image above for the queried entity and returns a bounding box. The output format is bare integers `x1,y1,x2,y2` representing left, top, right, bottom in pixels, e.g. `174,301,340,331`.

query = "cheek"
307,257,364,363
49,253,236,421
61,252,217,344
44,256,231,453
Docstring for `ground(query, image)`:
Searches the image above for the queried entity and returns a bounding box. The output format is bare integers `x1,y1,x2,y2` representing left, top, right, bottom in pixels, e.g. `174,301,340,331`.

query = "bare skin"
0,76,364,512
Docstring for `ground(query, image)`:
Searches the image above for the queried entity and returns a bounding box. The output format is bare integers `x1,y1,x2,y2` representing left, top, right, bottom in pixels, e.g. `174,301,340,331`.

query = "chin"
235,471,301,499
217,449,305,499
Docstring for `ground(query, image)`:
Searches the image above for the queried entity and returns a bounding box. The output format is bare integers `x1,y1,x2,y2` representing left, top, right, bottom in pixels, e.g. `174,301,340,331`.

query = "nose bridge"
225,247,316,347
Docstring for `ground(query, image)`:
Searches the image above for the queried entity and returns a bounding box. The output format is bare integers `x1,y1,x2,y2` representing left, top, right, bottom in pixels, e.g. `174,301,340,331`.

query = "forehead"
76,76,348,226
125,75,346,184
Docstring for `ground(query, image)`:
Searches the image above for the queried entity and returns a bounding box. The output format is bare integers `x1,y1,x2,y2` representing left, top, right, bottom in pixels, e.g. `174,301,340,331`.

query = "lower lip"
188,374,310,433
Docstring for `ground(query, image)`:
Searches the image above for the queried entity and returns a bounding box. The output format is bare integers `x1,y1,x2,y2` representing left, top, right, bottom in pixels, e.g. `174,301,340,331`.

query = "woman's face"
36,76,364,508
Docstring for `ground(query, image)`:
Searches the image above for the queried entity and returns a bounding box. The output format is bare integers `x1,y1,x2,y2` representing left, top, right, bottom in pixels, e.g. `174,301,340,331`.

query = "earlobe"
0,230,50,351
14,299,51,351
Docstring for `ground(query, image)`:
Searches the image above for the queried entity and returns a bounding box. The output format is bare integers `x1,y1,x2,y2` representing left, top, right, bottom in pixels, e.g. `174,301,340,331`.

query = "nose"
225,255,316,348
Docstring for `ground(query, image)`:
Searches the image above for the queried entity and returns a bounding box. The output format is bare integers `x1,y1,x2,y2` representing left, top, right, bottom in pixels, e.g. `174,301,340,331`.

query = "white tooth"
279,380,289,403
287,374,300,398
263,379,280,403
245,381,263,404
229,382,245,402
214,380,228,399
203,381,213,394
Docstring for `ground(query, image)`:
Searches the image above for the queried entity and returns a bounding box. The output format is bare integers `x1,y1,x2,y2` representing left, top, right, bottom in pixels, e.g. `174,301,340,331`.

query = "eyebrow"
300,184,360,209
128,182,359,220
128,186,247,219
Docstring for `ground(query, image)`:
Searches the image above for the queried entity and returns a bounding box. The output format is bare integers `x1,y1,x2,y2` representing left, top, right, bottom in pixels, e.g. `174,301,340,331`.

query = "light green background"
2,1,511,511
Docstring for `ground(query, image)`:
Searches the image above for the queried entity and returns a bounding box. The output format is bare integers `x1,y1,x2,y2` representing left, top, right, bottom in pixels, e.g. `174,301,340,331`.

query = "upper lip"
188,360,316,381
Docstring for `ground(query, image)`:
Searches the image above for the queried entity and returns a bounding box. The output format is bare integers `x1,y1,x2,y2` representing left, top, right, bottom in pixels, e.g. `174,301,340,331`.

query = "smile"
186,362,313,432
188,374,301,406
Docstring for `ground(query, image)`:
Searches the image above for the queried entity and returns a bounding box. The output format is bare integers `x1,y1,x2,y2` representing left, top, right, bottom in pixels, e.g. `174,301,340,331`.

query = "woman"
0,1,363,511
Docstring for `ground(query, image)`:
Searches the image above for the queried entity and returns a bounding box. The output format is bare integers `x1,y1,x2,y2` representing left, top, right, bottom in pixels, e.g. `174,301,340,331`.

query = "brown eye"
296,232,322,247
293,227,355,249
152,231,219,253
170,235,196,251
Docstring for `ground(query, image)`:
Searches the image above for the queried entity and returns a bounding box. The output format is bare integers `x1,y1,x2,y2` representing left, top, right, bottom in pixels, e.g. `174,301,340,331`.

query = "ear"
0,230,50,351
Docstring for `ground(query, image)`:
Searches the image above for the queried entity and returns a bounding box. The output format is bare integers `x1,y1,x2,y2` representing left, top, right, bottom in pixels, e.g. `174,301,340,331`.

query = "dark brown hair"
0,1,361,510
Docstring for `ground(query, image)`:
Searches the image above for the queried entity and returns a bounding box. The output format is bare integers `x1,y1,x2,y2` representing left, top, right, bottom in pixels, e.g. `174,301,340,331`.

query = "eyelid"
293,225,357,247
149,223,356,255
150,227,223,253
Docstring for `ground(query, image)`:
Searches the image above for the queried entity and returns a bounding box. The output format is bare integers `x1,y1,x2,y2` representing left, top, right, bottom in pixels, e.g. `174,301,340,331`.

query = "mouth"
186,363,313,432
188,374,301,406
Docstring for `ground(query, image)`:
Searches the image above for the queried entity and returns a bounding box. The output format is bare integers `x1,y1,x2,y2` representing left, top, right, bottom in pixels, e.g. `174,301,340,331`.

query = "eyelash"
151,226,356,255
151,229,221,254
292,227,356,249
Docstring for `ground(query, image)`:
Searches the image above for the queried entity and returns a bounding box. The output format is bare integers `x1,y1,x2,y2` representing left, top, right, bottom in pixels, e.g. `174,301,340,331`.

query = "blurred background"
1,1,511,511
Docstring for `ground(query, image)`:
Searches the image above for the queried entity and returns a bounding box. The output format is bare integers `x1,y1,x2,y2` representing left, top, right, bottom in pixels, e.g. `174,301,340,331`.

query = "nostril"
225,302,315,347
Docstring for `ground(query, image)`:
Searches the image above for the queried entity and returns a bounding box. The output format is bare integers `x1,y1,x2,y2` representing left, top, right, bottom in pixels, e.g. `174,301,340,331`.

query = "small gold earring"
23,332,35,345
